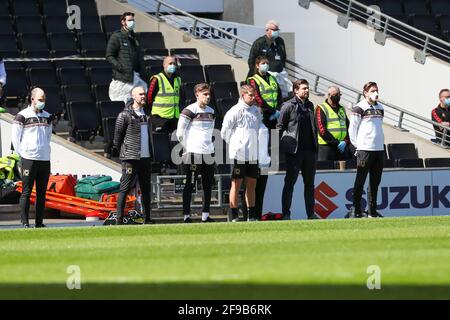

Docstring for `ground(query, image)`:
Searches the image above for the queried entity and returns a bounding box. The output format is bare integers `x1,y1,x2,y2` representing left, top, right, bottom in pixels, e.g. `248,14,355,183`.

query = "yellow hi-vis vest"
316,101,348,145
247,74,279,108
151,73,181,119
0,153,19,181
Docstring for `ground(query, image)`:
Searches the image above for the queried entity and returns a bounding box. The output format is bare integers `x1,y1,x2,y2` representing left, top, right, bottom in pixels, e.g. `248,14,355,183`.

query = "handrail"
136,0,450,147
310,0,450,64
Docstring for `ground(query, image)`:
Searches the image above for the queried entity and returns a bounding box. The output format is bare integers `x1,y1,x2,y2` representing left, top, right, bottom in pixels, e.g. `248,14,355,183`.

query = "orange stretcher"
16,183,136,219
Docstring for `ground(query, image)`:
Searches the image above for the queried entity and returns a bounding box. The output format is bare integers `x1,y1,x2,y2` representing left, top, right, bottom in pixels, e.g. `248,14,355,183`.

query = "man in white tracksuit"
221,85,270,222
11,88,52,228
348,81,385,218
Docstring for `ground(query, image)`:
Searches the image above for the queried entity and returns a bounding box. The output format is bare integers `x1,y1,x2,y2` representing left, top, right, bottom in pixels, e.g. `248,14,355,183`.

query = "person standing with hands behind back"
348,82,385,218
11,88,52,228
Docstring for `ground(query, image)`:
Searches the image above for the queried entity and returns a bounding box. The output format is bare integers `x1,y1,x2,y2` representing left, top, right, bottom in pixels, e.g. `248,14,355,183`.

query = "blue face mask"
126,20,135,31
35,101,45,110
271,30,280,39
167,65,177,74
445,98,450,107
259,63,269,74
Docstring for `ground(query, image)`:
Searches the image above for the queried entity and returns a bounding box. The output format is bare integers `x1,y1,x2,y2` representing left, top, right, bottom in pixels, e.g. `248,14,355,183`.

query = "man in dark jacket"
248,20,286,77
113,86,153,225
277,79,320,220
106,12,147,103
431,88,450,146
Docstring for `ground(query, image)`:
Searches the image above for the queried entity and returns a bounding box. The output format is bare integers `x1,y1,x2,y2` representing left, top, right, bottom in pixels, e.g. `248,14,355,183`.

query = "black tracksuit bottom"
352,150,384,214
182,153,215,215
116,158,152,220
281,150,316,218
20,158,51,225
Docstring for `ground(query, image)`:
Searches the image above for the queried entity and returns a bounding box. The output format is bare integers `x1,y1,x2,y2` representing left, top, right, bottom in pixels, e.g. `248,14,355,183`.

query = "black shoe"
368,211,384,218
184,217,193,223
116,218,124,225
307,213,321,220
22,223,30,228
355,212,367,218
282,214,291,220
201,217,215,223
345,208,367,219
35,224,47,228
144,218,155,224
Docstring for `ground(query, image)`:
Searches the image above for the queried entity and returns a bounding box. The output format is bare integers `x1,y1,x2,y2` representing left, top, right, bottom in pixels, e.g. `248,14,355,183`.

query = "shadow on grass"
0,283,449,300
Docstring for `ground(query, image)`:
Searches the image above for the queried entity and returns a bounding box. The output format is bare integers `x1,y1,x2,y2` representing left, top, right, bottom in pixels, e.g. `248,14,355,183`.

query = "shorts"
231,160,259,179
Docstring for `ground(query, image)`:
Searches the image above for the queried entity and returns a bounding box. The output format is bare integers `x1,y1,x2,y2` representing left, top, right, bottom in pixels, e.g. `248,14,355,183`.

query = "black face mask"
330,95,340,105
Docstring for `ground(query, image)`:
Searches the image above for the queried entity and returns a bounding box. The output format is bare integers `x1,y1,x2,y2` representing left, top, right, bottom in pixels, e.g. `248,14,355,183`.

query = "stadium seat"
77,16,103,34
93,84,110,102
15,16,45,35
0,34,20,56
67,101,99,141
0,17,14,34
63,85,94,104
410,15,440,37
0,1,10,17
4,60,23,69
146,65,164,78
143,48,168,67
216,97,238,120
87,67,112,86
138,32,166,49
23,60,53,69
377,0,404,16
97,101,125,120
383,159,395,168
44,16,73,35
5,68,28,98
334,159,357,169
151,132,171,162
79,33,106,57
58,67,89,86
41,0,68,17
181,82,197,106
101,15,121,37
204,64,235,83
53,59,83,69
39,85,63,116
430,0,450,16
19,33,50,56
316,160,335,170
178,65,205,84
170,48,200,65
403,0,429,17
424,157,450,168
27,68,58,87
102,117,118,157
48,33,78,57
68,0,99,17
211,82,239,101
395,158,424,168
439,15,450,34
387,143,418,159
11,0,41,17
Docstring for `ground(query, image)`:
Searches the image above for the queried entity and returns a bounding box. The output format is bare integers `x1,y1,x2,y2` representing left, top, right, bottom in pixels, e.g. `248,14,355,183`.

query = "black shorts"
231,160,259,179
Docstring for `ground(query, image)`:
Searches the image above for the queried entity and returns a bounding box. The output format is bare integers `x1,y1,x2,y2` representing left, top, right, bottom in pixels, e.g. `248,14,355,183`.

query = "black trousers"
353,151,384,214
318,144,352,161
182,153,215,215
281,150,316,218
20,158,51,225
255,173,268,220
117,158,152,220
150,116,178,134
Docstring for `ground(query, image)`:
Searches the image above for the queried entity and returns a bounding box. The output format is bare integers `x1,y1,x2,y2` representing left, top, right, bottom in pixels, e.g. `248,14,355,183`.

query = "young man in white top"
177,83,216,223
221,85,263,222
348,81,385,218
11,88,53,228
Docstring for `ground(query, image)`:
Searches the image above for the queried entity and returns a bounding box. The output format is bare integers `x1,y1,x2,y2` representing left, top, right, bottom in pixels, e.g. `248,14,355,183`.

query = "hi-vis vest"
0,153,19,181
316,102,347,145
248,74,278,108
151,73,181,119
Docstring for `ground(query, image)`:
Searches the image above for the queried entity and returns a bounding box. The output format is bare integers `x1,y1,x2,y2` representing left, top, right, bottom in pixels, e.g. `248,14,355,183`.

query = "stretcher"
16,183,136,219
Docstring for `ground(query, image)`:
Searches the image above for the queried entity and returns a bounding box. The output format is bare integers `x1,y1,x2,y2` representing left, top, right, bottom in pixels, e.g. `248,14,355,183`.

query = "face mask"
444,98,450,107
259,63,269,74
271,30,280,39
369,91,379,102
166,65,177,74
330,95,340,105
126,20,135,30
35,101,45,110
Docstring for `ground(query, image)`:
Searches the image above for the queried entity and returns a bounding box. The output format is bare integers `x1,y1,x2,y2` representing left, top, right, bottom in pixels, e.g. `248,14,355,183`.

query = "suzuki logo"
314,182,338,219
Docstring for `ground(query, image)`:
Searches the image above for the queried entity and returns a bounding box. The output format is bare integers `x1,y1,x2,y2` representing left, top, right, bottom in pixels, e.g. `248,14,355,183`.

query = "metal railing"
302,0,450,65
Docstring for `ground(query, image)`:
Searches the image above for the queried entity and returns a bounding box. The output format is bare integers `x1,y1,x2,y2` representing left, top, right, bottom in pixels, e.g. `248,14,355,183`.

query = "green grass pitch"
0,216,449,299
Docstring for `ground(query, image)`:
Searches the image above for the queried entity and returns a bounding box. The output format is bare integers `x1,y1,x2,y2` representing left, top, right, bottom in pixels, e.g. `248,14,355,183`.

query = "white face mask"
126,20,135,30
369,91,379,102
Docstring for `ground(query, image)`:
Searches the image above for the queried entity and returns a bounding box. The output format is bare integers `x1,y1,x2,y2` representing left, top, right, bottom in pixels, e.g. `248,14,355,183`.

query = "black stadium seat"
138,32,166,49
204,64,235,83
387,143,418,160
143,48,168,67
97,101,125,119
79,33,106,57
151,132,171,162
67,101,99,141
19,33,50,55
146,65,164,78
211,82,239,101
0,17,14,34
377,0,404,16
0,34,20,56
58,67,89,86
439,15,450,34
383,159,395,168
53,60,82,69
11,0,41,17
215,97,237,120
39,85,63,116
87,67,112,86
27,68,58,87
101,15,122,37
102,117,118,157
15,16,45,35
93,84,110,102
430,0,450,16
316,160,335,170
404,0,429,16
411,15,441,38
48,33,78,57
41,0,68,17
178,65,205,84
170,48,200,65
0,1,10,17
44,16,73,35
395,158,424,168
424,157,450,168
5,68,28,98
63,85,94,104
68,0,99,17
77,16,103,34
180,82,197,106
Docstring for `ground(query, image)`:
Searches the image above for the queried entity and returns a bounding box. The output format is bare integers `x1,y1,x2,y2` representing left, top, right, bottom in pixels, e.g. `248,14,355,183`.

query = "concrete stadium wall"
222,0,254,25
253,1,450,121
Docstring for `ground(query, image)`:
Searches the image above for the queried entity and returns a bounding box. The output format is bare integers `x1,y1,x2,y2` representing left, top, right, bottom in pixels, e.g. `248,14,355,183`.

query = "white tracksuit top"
349,99,385,151
11,106,52,161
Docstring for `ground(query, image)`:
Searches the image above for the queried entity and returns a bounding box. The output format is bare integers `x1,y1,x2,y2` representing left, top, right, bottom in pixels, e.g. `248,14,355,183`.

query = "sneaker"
22,223,30,228
282,214,291,220
201,217,215,223
307,213,321,220
231,218,239,222
184,217,193,223
35,224,47,228
345,208,367,219
367,211,384,218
